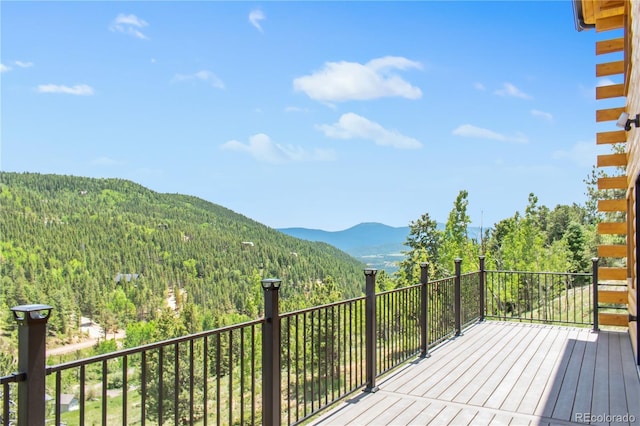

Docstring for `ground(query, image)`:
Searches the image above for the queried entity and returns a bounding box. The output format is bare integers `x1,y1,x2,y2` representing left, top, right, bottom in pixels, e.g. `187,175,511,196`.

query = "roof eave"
573,0,595,31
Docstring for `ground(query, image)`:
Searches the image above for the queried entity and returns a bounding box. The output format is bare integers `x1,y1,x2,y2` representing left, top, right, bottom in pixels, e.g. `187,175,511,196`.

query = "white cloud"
221,133,335,164
552,141,598,167
293,56,422,102
452,124,528,144
249,9,265,32
109,14,149,40
494,82,532,100
596,77,616,87
173,70,225,89
531,109,553,122
14,60,33,68
1,61,34,72
474,82,486,91
317,112,422,149
36,84,94,95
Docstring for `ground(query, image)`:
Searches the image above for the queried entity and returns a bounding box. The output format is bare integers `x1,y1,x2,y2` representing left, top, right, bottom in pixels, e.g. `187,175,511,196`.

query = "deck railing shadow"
0,257,599,426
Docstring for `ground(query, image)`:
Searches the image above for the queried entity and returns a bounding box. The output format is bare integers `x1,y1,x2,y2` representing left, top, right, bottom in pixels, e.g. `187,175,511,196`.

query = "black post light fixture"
11,304,53,425
616,112,640,131
261,278,281,290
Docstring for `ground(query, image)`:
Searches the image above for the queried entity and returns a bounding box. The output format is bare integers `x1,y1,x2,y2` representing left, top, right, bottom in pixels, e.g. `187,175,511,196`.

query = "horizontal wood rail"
599,289,628,304
596,15,624,32
597,222,627,235
598,199,627,212
595,0,625,16
599,312,628,326
598,176,627,189
596,37,624,55
596,83,625,99
597,130,626,144
597,244,627,257
597,152,627,167
599,267,627,281
596,60,625,77
597,107,626,122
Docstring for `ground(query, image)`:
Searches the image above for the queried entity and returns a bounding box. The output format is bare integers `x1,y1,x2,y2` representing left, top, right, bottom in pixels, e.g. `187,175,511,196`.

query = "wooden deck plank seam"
619,330,640,423
532,328,581,417
590,331,610,421
408,323,518,397
549,334,589,420
339,389,595,426
482,326,553,410
385,321,515,396
498,326,561,413
377,321,491,391
570,330,599,419
463,323,545,407
429,322,533,400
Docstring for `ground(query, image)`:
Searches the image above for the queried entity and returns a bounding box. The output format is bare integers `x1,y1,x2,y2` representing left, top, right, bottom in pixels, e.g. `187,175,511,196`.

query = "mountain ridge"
278,222,483,272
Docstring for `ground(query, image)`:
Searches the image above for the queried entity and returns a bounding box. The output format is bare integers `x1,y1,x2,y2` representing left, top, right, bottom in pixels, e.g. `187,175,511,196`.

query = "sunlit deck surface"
310,321,640,426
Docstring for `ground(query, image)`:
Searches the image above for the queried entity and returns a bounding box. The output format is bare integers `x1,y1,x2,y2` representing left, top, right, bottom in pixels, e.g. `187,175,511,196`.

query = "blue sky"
1,1,621,231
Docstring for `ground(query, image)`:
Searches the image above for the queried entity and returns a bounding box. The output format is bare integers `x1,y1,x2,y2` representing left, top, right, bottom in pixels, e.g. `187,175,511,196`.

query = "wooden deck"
310,322,640,426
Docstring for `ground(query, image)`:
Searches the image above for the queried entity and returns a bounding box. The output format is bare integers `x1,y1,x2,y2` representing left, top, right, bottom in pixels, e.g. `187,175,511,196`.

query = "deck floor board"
310,322,640,426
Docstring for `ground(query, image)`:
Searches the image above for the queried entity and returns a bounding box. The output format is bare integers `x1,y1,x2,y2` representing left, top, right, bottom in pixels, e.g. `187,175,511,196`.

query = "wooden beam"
596,37,624,55
599,289,629,304
597,152,627,167
596,15,624,32
594,0,626,17
596,60,625,77
598,222,627,235
598,244,627,257
598,312,628,326
596,83,625,99
596,107,626,122
597,130,626,144
599,267,627,280
598,176,627,189
598,199,627,212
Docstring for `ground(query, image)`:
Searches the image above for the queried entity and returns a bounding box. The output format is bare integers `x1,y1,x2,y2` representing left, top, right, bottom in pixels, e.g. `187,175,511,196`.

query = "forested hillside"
0,172,365,350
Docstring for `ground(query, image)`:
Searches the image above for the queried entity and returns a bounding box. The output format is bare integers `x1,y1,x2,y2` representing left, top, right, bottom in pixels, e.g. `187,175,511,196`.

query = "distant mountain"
279,222,483,273
279,222,409,252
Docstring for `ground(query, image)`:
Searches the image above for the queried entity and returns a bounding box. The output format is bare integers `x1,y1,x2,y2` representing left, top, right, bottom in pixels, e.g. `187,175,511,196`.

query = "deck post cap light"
261,278,282,290
10,304,53,324
363,268,378,276
616,112,640,131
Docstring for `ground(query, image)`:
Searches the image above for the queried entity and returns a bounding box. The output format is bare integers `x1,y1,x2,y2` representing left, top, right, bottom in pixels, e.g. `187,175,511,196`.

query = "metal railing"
376,284,421,375
48,319,262,425
484,268,595,326
0,257,599,426
281,296,366,424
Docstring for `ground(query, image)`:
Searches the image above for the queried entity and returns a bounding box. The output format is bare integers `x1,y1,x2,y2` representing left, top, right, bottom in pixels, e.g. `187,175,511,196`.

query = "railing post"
454,258,462,337
420,262,430,358
10,304,53,426
479,256,486,322
364,268,378,393
261,279,282,426
592,258,599,332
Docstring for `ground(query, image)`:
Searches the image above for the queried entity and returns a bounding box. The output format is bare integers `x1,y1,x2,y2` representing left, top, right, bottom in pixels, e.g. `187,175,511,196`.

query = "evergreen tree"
397,212,443,285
